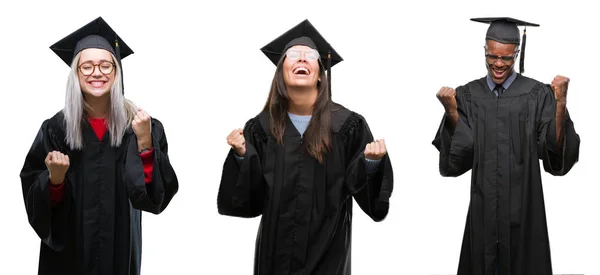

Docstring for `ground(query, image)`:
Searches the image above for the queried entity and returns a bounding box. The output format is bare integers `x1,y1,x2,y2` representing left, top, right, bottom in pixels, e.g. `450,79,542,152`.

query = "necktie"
494,84,505,97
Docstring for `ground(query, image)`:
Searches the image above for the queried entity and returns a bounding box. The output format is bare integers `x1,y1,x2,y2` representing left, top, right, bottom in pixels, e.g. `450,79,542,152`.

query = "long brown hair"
262,55,332,163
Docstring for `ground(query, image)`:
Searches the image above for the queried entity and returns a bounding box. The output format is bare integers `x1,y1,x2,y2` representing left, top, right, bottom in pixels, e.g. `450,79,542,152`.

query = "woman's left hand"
132,108,152,151
364,139,387,160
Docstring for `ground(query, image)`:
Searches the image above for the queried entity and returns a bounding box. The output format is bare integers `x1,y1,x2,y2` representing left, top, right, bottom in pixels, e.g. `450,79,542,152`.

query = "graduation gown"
432,75,580,275
218,103,394,275
20,111,179,275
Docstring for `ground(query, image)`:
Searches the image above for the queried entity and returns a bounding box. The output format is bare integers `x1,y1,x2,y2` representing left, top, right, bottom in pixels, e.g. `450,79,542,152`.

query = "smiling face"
282,45,321,89
77,48,116,98
485,40,519,85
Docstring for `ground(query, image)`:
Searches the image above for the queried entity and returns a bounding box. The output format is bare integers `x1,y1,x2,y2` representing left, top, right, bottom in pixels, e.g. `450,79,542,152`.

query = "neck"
287,87,317,116
84,94,110,118
488,69,515,86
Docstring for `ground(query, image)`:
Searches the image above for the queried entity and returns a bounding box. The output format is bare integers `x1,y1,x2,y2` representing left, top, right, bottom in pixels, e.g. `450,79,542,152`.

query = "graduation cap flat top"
260,19,343,67
471,17,539,45
50,17,133,66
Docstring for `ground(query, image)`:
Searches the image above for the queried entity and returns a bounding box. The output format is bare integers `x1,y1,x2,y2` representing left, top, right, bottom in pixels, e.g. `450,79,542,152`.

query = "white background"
0,0,597,274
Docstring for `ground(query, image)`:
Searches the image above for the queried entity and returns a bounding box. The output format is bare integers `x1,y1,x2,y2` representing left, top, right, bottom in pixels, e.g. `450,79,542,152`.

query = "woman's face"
282,45,321,89
77,48,116,98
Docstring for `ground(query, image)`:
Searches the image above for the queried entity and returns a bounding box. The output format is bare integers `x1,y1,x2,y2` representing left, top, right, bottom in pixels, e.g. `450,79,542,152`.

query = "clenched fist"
551,75,569,104
132,108,152,151
45,151,70,186
364,139,387,160
436,86,457,115
227,128,246,157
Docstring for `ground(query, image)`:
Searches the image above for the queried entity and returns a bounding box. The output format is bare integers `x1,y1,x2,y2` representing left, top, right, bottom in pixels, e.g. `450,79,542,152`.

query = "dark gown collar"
258,102,353,138
471,74,540,98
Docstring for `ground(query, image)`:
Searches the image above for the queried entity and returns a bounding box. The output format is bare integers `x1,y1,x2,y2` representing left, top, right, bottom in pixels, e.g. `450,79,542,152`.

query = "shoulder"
46,110,65,127
37,110,69,152
331,102,353,132
449,77,485,102
150,117,165,130
29,110,63,144
45,110,66,138
147,117,167,145
458,77,486,94
518,74,549,90
242,111,269,143
455,77,494,101
462,76,487,89
516,74,544,86
331,102,367,137
515,74,552,99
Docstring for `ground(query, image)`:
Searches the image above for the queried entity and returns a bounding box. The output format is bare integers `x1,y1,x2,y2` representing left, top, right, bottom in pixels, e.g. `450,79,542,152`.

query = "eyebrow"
486,54,514,57
79,59,113,64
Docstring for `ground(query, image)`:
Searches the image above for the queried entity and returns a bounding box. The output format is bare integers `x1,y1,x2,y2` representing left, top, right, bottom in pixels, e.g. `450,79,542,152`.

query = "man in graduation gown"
20,17,178,275
217,20,393,275
432,17,580,275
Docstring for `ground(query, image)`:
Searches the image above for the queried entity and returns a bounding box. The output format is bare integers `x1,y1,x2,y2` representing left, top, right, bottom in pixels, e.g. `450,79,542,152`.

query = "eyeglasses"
285,49,320,61
78,61,115,76
485,54,516,64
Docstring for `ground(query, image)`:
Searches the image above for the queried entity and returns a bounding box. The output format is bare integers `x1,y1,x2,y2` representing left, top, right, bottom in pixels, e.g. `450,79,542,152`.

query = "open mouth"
293,67,310,75
89,81,107,88
491,67,507,78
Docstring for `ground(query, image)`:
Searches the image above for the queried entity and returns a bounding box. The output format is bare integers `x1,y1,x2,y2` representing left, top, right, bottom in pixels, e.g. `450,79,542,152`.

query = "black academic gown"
433,74,580,275
20,111,178,275
218,103,393,275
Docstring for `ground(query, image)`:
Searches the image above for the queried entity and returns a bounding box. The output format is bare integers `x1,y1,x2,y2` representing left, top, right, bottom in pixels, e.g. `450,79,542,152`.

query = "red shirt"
49,117,154,207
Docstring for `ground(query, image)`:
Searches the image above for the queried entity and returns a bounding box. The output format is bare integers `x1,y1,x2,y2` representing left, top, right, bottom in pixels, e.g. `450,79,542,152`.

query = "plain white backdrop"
0,0,597,274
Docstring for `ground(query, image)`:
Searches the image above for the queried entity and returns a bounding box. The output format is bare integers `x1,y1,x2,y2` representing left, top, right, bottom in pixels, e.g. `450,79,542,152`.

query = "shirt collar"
487,70,517,91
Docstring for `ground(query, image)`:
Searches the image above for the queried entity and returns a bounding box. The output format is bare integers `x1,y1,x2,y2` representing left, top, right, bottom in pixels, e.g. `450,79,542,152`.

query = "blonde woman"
20,17,178,275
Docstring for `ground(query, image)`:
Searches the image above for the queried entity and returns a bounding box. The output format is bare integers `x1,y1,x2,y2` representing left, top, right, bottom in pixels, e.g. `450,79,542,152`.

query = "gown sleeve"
343,113,394,222
49,182,66,207
124,118,179,214
535,84,580,175
431,86,474,177
19,119,71,251
217,117,267,218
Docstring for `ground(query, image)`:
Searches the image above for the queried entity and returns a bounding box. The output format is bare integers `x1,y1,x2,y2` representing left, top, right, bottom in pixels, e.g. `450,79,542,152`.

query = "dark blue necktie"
495,84,505,97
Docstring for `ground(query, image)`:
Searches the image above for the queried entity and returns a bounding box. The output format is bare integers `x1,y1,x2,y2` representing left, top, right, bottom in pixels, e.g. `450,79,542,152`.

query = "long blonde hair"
63,51,137,150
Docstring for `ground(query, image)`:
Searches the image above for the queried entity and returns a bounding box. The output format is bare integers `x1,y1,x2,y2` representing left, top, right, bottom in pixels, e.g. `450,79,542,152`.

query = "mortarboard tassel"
115,37,124,94
519,27,527,74
327,51,332,97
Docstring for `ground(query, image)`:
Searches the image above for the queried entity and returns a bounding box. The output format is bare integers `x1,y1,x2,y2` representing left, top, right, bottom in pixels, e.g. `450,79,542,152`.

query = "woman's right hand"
227,128,246,157
45,151,70,186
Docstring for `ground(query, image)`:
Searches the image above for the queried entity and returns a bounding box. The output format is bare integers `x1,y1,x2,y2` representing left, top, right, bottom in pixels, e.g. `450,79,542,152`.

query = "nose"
297,52,308,63
493,59,504,67
91,65,103,78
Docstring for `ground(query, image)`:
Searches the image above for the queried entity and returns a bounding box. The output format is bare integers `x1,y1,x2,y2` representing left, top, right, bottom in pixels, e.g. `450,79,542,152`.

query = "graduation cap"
50,17,133,92
260,19,343,96
471,17,539,74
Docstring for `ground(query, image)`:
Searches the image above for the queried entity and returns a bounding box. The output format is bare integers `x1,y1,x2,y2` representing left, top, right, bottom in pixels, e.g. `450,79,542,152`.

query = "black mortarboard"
50,17,133,92
471,17,539,74
261,19,343,95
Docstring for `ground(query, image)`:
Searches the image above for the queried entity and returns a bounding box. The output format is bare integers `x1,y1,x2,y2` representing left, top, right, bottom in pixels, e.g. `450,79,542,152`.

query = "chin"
83,89,111,98
488,72,507,84
289,80,317,88
492,76,508,84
